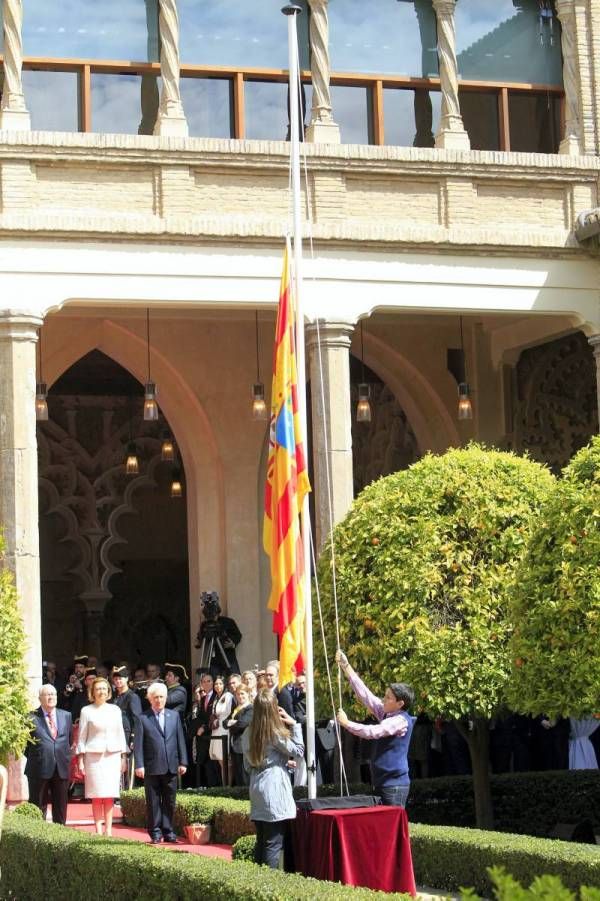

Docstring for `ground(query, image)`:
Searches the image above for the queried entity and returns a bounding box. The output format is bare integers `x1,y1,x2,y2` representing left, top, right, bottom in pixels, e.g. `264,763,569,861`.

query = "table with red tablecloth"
291,805,416,896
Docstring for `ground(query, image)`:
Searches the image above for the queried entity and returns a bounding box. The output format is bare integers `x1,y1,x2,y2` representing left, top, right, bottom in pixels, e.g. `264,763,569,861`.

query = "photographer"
195,591,242,676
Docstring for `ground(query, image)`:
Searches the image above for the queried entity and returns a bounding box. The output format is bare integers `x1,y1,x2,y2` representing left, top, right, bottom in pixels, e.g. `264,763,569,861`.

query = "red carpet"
64,800,232,860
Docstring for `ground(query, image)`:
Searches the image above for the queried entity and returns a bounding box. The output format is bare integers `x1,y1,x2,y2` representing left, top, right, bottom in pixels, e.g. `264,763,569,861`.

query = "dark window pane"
329,0,438,77
509,92,561,153
456,0,563,86
459,90,499,150
244,81,311,142
179,0,310,70
91,73,160,135
23,0,159,61
384,88,441,147
23,70,79,132
245,81,288,141
180,78,233,139
331,85,370,145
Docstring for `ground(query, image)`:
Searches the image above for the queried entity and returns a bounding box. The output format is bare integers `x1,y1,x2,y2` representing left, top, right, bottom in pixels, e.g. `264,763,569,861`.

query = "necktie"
157,712,164,734
48,711,58,740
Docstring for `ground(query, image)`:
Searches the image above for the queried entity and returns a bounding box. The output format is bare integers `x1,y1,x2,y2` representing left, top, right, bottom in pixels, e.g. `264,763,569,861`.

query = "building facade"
1,0,600,697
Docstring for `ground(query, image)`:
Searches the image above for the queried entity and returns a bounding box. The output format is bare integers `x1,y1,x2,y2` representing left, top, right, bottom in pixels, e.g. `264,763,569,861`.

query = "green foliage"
316,446,555,721
11,802,43,820
409,822,600,896
509,436,600,717
460,866,600,900
407,770,600,836
0,812,413,900
121,789,254,842
0,532,31,765
232,833,257,862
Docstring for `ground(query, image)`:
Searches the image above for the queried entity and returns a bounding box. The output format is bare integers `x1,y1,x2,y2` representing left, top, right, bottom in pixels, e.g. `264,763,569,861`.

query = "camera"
201,590,221,621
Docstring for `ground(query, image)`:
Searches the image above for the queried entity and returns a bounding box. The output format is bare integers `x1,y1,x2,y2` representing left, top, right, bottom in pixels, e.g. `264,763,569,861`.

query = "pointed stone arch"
41,315,227,658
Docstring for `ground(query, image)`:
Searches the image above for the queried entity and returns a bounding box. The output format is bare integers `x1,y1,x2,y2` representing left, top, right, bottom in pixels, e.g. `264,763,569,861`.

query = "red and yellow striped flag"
263,241,311,688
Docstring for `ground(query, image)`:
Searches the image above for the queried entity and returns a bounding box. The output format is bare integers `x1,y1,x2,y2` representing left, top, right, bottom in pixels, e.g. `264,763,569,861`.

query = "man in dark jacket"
134,681,188,843
164,663,189,720
25,684,73,824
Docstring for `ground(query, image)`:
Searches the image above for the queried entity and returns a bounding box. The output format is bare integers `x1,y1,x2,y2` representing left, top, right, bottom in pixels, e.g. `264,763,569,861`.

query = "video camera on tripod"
195,591,232,670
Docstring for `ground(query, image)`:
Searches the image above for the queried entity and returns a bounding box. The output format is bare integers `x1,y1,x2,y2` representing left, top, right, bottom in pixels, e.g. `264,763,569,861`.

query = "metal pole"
283,3,317,799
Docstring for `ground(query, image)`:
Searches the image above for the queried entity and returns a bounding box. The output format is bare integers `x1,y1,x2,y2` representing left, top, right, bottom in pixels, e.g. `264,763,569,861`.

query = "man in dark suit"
265,660,295,719
134,681,188,843
188,671,220,787
25,684,73,825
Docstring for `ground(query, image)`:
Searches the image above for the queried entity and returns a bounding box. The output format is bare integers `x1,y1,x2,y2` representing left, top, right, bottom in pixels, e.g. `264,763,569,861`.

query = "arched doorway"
37,350,189,670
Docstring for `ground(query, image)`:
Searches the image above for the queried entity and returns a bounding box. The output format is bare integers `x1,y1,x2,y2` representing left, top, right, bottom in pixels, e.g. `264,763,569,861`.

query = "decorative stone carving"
154,0,189,137
431,0,470,150
556,0,582,156
306,0,340,144
351,381,419,495
0,0,31,130
589,335,600,426
511,331,598,472
37,395,165,657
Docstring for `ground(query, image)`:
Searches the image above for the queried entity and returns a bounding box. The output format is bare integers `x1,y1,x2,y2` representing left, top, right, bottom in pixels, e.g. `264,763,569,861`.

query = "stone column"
306,0,340,144
590,335,600,426
0,0,31,131
0,311,43,704
306,320,354,552
432,0,470,150
154,0,189,137
556,0,583,156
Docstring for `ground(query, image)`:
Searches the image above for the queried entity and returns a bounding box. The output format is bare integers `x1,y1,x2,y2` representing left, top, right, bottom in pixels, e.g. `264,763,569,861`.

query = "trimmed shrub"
12,801,43,820
0,533,31,765
0,813,412,900
232,833,257,862
121,789,253,842
407,770,600,837
409,823,600,896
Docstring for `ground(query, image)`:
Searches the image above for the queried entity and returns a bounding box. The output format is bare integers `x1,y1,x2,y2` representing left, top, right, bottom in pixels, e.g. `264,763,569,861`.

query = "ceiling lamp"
143,308,159,421
356,320,372,423
161,431,175,462
251,311,268,420
125,442,139,475
35,329,49,421
170,467,183,498
447,316,473,421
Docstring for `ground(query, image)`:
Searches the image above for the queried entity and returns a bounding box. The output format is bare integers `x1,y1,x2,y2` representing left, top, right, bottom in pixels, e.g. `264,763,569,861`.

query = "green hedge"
176,771,600,838
0,813,412,900
232,825,600,896
408,770,600,837
121,789,254,843
409,823,600,896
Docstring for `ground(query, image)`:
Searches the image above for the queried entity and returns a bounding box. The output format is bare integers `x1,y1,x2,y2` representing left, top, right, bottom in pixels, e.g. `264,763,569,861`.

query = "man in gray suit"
25,684,73,824
134,681,188,843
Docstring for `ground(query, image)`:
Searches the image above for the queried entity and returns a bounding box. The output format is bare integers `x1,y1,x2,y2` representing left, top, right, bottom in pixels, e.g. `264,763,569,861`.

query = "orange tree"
0,532,31,764
509,436,600,718
316,445,555,829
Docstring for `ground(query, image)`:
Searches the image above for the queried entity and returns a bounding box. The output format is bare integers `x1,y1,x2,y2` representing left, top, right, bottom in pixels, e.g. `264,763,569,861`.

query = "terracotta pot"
184,822,212,845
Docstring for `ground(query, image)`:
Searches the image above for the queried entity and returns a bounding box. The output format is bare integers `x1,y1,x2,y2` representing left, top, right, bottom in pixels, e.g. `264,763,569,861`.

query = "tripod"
198,628,231,672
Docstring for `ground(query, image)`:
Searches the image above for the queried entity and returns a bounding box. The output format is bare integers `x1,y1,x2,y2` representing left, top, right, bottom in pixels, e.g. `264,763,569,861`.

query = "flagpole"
283,3,317,800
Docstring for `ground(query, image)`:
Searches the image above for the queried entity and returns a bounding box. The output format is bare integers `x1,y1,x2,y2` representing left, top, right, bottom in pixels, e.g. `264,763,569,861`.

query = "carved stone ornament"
511,331,598,472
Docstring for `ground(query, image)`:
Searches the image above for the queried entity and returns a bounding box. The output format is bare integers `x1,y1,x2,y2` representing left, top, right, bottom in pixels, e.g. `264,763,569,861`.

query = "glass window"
328,0,438,77
22,0,159,62
456,0,563,86
180,77,233,139
459,89,499,151
331,85,371,144
384,88,441,147
91,73,161,135
179,0,310,70
23,70,79,131
509,92,561,153
244,81,311,142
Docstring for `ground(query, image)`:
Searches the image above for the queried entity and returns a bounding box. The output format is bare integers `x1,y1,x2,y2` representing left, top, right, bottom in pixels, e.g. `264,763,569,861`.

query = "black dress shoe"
163,834,178,843
150,836,162,844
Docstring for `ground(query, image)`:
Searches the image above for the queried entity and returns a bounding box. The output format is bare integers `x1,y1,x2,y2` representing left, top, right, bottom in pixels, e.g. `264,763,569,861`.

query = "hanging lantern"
252,382,268,420
356,383,372,423
457,382,473,421
125,441,139,475
161,432,175,462
170,467,183,498
143,381,159,421
35,382,49,421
